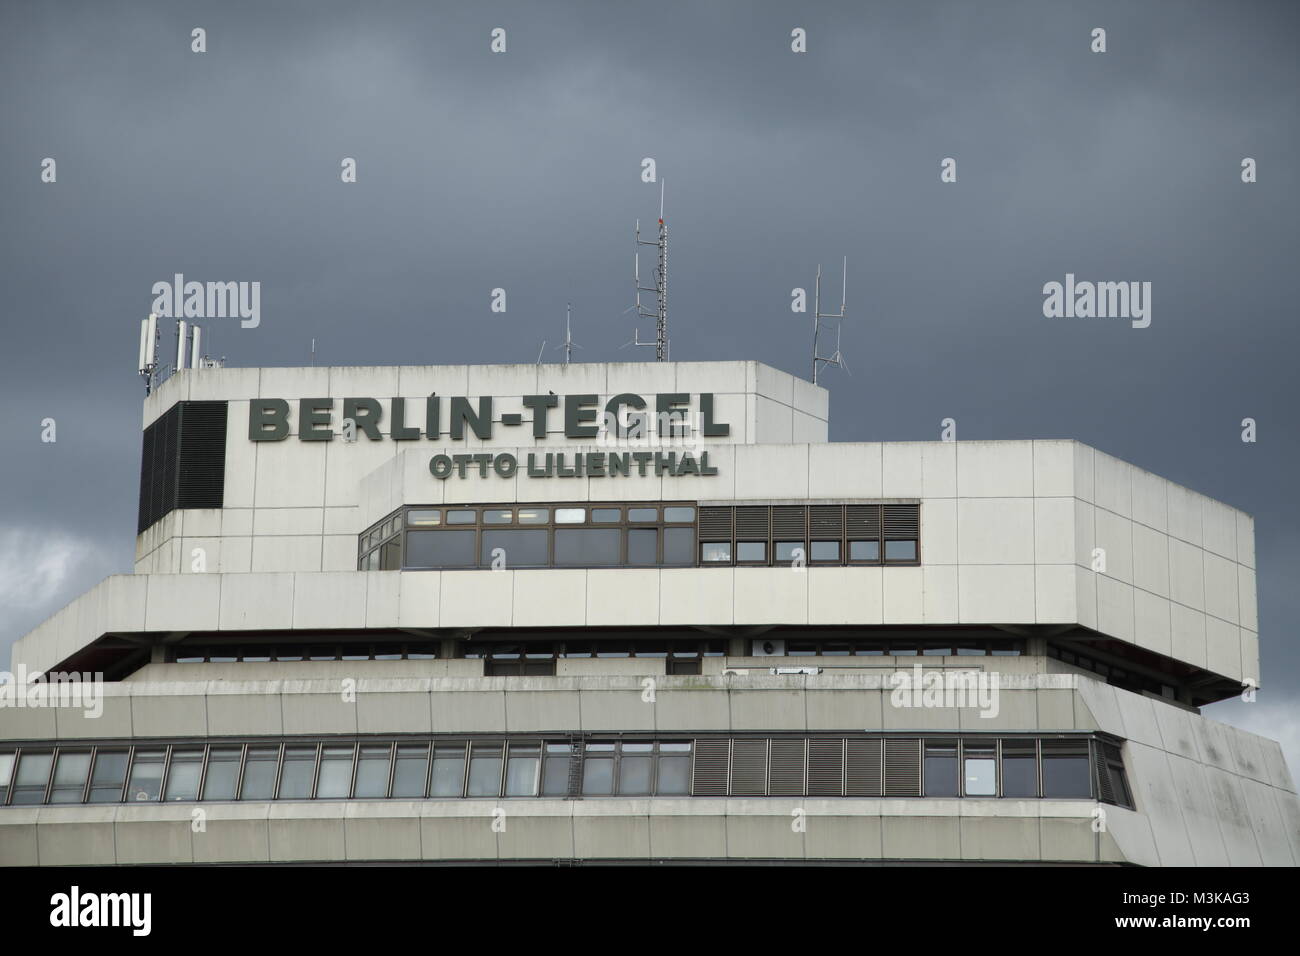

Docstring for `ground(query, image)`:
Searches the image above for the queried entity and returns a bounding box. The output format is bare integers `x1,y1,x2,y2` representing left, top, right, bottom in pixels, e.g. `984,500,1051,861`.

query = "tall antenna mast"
554,302,583,365
812,256,849,384
629,180,669,361
137,312,159,394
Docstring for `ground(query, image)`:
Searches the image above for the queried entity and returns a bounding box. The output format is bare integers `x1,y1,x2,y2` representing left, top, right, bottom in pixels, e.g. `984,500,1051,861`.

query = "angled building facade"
1,359,1297,865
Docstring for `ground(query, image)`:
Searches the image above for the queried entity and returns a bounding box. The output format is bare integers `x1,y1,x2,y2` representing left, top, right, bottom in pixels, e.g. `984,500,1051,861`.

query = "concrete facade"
1,361,1293,866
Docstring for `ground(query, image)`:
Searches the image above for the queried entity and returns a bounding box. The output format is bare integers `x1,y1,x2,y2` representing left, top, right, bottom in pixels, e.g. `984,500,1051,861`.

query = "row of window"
0,734,1132,808
357,502,923,571
1047,644,1179,701
772,638,1024,657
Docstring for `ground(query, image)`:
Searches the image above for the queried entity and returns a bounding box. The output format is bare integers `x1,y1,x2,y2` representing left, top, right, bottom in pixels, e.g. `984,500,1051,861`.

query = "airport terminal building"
2,359,1297,865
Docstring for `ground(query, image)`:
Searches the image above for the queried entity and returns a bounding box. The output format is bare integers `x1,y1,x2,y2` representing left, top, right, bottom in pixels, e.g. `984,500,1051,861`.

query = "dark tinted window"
555,528,621,567
480,529,548,568
406,529,476,568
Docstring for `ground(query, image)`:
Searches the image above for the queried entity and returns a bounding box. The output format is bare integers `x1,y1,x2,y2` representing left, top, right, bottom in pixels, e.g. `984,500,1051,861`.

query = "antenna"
535,340,547,365
811,256,849,385
310,338,316,367
552,302,583,365
628,180,669,361
175,320,188,373
190,325,202,371
138,312,159,394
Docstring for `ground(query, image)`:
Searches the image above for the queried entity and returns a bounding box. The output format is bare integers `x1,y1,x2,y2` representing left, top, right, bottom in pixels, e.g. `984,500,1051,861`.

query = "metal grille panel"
846,738,883,796
690,738,730,795
729,739,768,796
768,739,807,795
808,738,846,796
884,738,921,796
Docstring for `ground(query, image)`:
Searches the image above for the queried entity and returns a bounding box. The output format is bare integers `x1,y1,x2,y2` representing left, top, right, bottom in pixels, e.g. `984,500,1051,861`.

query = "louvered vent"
690,738,730,795
845,505,881,536
729,739,768,796
769,739,807,795
883,738,921,796
809,505,844,538
176,401,228,509
883,504,920,538
846,738,883,796
138,401,228,534
808,738,846,796
698,507,733,538
771,506,806,538
734,506,770,538
1095,742,1115,805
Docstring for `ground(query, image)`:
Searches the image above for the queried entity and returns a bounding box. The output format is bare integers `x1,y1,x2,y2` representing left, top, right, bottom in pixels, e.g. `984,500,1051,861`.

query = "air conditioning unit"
751,638,784,657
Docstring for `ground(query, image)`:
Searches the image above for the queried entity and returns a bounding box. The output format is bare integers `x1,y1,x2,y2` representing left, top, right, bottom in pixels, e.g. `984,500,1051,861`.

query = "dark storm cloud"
1,1,1296,762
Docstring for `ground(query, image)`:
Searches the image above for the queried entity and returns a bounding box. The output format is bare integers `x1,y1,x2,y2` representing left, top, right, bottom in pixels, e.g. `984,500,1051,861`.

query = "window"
505,744,541,796
663,527,694,565
627,528,658,565
446,509,476,525
658,743,692,794
392,744,429,798
591,508,621,523
924,741,959,797
582,743,615,795
467,743,503,796
240,747,279,800
88,751,129,803
518,507,549,525
628,507,658,521
541,743,572,796
50,751,91,804
810,540,840,562
850,540,880,561
202,747,242,800
0,753,13,805
962,742,997,796
481,529,548,567
278,746,317,799
1001,740,1037,797
431,744,466,797
163,748,203,801
483,509,513,524
664,507,695,523
774,541,803,564
885,540,917,561
1041,741,1091,798
737,541,766,563
701,542,732,563
555,528,620,566
126,749,165,802
317,745,355,798
555,508,585,524
353,745,391,798
406,529,475,568
407,509,441,527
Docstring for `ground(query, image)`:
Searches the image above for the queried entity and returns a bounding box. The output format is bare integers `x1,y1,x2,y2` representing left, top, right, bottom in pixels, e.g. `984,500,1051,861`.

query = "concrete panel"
881,443,923,498
923,565,960,623
1237,566,1257,632
1201,498,1238,561
430,687,505,733
191,804,271,863
957,499,1034,564
0,812,39,865
397,572,440,628
1033,497,1074,565
1166,483,1203,547
734,568,807,626
1205,770,1264,866
724,806,804,859
922,497,958,565
654,689,731,732
503,689,582,731
1203,553,1239,624
131,692,207,738
1036,688,1077,731
219,572,294,630
1034,565,1076,624
267,803,346,862
883,567,924,623
1171,604,1207,670
960,814,1041,862
280,690,358,735
957,566,1035,623
921,442,957,498
1038,816,1097,862
440,570,514,628
573,803,652,858
807,442,883,498
1133,590,1172,657
1032,440,1075,498
36,810,118,865
957,441,1034,498
143,574,221,632
1168,539,1204,612
344,805,423,861
1131,524,1170,598
513,570,585,627
806,687,884,730
730,689,806,730
357,687,434,734
250,535,322,572
495,808,576,860
579,688,656,731
1096,576,1135,642
733,444,808,499
1205,618,1241,682
881,811,960,860
292,571,367,630
254,438,327,509
1130,467,1168,533
802,810,882,859
206,681,284,735
1236,512,1255,569
421,805,500,860
1094,509,1133,585
1072,442,1095,503
647,803,728,858
1125,743,1196,865
660,568,732,626
1093,451,1133,518
114,808,194,864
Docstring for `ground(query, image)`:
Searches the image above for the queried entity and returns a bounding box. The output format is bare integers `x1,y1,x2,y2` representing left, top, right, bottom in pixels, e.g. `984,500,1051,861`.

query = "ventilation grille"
769,739,807,795
847,738,883,796
771,506,806,538
690,738,730,795
138,401,228,533
809,505,844,538
730,739,768,796
846,505,881,536
698,507,733,538
734,506,770,538
883,504,920,538
808,739,845,796
884,738,921,796
1095,742,1116,805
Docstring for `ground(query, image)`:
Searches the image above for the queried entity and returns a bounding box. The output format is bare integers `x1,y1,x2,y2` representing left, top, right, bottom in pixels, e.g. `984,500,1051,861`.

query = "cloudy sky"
1,1,1297,770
